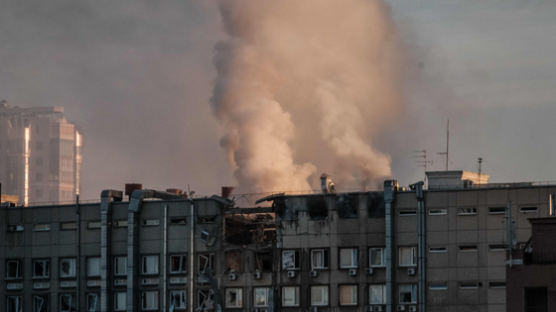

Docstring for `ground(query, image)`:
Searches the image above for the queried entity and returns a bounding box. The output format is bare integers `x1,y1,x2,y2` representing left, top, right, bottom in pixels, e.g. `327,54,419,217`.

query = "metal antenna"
414,149,433,182
478,157,483,183
437,119,450,170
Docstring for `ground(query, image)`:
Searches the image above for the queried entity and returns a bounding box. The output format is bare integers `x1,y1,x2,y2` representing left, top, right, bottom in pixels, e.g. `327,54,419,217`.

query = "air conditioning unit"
366,267,374,275
349,268,357,276
397,305,406,311
368,306,384,312
376,306,384,312
228,272,238,281
407,267,416,276
287,270,296,278
254,270,261,280
311,270,318,277
408,306,417,312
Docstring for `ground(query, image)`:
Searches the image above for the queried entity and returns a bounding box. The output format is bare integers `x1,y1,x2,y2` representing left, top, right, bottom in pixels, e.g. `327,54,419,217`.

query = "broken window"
169,290,187,310
488,207,505,215
310,285,329,306
170,254,187,274
114,292,126,311
520,206,538,213
253,287,271,307
87,221,101,229
339,248,358,269
60,258,76,278
7,224,24,232
398,247,416,267
33,259,50,279
59,293,76,312
399,284,417,304
311,249,328,270
86,293,99,312
459,245,478,252
339,285,358,306
197,253,215,274
87,257,100,277
200,230,216,246
367,193,385,218
225,288,243,308
457,207,477,216
489,244,507,252
429,247,447,253
142,219,160,226
141,255,159,275
197,289,215,311
255,252,273,272
369,284,386,304
198,215,217,224
398,209,416,216
428,208,447,216
33,224,51,232
7,296,22,312
6,259,22,279
60,222,77,230
282,286,300,307
170,217,187,225
308,197,328,220
282,250,299,270
33,294,48,312
369,247,385,267
336,194,358,218
141,291,159,311
113,256,127,276
225,250,242,272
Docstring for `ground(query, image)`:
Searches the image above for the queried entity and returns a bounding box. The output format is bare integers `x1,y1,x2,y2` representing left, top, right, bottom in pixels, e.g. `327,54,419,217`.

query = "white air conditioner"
349,268,357,276
408,306,417,312
311,270,318,277
397,305,406,311
407,267,416,276
228,272,237,281
287,270,296,278
366,267,374,275
254,270,261,280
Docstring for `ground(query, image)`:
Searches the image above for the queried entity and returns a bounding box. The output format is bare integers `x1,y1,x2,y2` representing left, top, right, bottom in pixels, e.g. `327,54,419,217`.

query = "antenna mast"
437,119,450,170
477,157,483,183
414,149,433,182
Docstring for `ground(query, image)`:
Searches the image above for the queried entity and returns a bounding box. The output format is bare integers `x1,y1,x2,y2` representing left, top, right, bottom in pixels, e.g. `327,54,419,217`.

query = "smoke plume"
212,0,403,193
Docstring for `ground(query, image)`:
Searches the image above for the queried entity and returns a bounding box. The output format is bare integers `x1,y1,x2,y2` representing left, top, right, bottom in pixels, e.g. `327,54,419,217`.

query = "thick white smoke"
212,0,403,193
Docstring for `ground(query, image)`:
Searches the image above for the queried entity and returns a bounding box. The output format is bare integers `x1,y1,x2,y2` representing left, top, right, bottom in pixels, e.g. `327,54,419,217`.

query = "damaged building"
1,171,555,312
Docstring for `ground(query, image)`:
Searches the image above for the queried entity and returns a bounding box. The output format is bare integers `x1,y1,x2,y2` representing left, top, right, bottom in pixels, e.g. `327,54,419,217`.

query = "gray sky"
1,1,555,200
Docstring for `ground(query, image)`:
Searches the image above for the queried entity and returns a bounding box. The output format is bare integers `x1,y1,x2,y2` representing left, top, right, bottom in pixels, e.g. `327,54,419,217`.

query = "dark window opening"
308,197,328,220
225,250,242,272
170,218,187,225
525,287,547,312
336,194,358,218
198,215,217,224
367,193,385,218
255,252,273,272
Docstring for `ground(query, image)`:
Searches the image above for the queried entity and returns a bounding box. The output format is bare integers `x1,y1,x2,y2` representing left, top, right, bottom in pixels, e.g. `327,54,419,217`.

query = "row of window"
397,206,538,217
5,255,187,280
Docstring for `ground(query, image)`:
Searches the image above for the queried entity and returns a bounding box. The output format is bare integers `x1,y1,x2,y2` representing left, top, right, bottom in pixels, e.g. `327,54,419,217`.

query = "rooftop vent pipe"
221,186,235,199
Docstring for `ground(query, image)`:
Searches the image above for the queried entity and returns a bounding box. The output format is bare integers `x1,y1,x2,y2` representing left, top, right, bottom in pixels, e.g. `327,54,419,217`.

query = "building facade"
0,172,554,312
0,101,82,205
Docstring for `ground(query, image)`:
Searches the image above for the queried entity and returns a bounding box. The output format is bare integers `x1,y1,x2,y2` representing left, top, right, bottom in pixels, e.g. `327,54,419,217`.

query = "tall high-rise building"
0,101,82,205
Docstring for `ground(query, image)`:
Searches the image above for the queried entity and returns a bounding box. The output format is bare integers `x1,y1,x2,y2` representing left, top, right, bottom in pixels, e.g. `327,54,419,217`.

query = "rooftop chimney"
221,186,235,199
125,184,142,198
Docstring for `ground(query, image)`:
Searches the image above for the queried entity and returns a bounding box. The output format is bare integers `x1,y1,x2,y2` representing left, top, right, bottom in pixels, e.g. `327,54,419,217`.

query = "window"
33,294,48,312
429,284,448,291
399,284,417,304
60,258,76,278
398,247,416,267
33,224,51,232
87,257,100,277
310,285,329,306
428,208,447,215
339,248,358,269
7,295,22,312
7,224,24,232
459,282,479,289
6,259,22,279
488,207,505,215
170,254,187,274
225,250,242,272
282,286,300,307
86,293,99,312
520,206,537,213
399,209,416,216
198,215,217,224
170,218,187,225
197,253,215,273
489,244,507,252
114,292,126,311
141,291,158,311
225,288,243,308
255,252,273,272
60,222,77,230
459,245,478,252
113,256,127,277
339,285,358,306
33,259,50,279
87,221,101,229
59,293,76,312
369,284,386,304
141,255,159,275
457,207,477,216
311,249,328,270
142,219,160,226
429,247,447,253
369,247,385,267
282,250,299,270
253,287,271,307
489,282,506,288
115,220,128,227
197,290,214,310
169,290,186,310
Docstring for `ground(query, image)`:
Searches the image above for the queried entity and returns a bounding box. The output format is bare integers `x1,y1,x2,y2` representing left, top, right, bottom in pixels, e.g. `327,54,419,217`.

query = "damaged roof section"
224,210,276,246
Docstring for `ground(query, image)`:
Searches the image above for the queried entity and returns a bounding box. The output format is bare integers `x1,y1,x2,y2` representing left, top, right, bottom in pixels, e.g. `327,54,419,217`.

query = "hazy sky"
1,1,555,200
